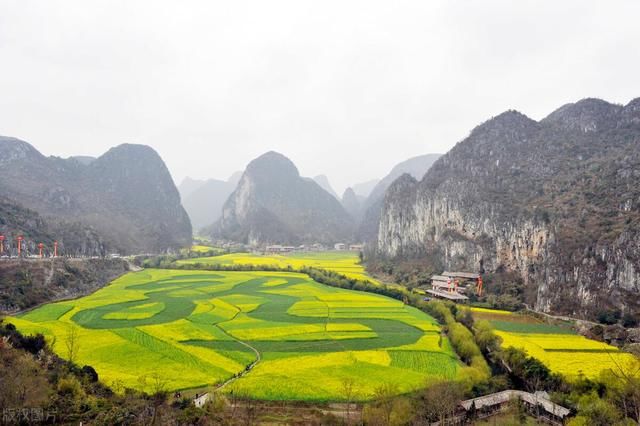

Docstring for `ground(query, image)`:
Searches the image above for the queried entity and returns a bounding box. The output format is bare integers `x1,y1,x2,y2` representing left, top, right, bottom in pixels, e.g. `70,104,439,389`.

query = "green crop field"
177,251,378,283
9,269,464,401
469,307,637,380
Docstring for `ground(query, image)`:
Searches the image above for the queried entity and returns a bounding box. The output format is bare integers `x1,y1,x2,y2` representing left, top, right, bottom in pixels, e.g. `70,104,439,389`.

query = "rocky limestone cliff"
358,153,441,242
377,98,640,318
213,151,353,245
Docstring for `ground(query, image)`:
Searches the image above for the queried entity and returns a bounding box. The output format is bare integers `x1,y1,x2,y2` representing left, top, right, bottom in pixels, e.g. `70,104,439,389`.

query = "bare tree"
341,377,356,425
244,397,258,426
228,389,239,419
415,381,464,425
605,351,640,422
64,325,80,365
150,372,168,397
373,383,398,426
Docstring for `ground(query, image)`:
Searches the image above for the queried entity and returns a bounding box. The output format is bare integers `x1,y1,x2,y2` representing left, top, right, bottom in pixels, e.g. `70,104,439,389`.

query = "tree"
64,324,80,365
600,353,640,422
148,372,169,425
341,377,357,425
569,393,622,426
373,383,398,426
363,385,412,426
474,320,502,354
457,308,475,329
414,381,464,425
244,397,259,426
0,345,50,409
81,365,98,382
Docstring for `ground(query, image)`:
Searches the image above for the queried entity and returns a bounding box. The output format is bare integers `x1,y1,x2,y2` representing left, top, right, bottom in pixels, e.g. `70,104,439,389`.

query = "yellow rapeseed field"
471,307,637,380
177,250,379,283
8,268,463,401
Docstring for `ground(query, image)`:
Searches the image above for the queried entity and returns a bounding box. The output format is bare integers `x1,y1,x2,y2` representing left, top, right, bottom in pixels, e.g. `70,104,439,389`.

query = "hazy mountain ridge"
213,151,354,245
377,98,640,318
352,179,380,198
178,177,207,200
0,136,191,255
341,187,363,221
357,153,441,242
312,175,339,199
179,175,239,232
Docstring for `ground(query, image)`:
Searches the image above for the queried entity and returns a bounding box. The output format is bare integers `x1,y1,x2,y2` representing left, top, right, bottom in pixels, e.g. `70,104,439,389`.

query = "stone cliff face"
213,151,354,245
358,153,441,242
378,98,640,317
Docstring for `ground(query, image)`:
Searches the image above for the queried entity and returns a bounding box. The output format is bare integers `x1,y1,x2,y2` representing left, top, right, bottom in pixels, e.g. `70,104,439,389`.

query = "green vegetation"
8,268,464,401
424,301,491,384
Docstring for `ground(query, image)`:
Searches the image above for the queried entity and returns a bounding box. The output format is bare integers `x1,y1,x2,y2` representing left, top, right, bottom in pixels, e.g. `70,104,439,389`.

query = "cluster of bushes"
177,262,296,272
424,301,490,380
134,247,228,269
0,322,46,354
301,267,414,303
596,308,639,327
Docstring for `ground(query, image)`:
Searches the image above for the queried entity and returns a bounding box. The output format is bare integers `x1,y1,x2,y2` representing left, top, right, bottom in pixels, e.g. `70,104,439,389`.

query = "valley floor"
8,267,463,400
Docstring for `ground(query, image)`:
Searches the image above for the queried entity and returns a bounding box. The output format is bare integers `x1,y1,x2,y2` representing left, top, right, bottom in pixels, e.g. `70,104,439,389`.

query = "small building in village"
193,392,210,408
460,390,570,425
265,245,295,254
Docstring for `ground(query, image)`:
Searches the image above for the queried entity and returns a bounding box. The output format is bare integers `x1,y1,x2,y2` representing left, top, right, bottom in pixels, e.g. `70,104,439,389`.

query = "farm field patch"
177,251,378,283
9,269,462,400
470,307,636,379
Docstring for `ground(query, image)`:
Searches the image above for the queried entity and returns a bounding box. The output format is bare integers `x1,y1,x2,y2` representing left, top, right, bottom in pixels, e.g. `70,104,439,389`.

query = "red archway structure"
17,235,24,256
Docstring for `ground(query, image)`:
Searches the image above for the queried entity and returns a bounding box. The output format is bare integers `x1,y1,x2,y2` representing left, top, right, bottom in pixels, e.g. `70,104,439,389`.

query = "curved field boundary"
10,269,459,399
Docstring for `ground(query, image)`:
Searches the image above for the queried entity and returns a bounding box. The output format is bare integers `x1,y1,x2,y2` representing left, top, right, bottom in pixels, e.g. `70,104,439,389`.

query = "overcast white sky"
1,1,639,194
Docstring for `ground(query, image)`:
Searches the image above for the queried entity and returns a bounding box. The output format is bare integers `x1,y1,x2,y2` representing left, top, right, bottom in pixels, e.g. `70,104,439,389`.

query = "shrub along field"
176,251,378,283
469,307,636,379
8,269,464,401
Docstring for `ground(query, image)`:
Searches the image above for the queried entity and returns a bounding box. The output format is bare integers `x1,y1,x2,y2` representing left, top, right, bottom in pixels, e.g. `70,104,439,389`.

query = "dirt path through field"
213,304,262,390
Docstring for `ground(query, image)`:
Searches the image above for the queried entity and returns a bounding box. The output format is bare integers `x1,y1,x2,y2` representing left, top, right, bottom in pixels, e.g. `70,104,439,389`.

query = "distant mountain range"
212,151,354,245
352,179,380,198
356,153,441,242
178,173,241,232
377,97,640,318
181,154,441,242
312,175,339,199
341,187,364,222
0,136,191,255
